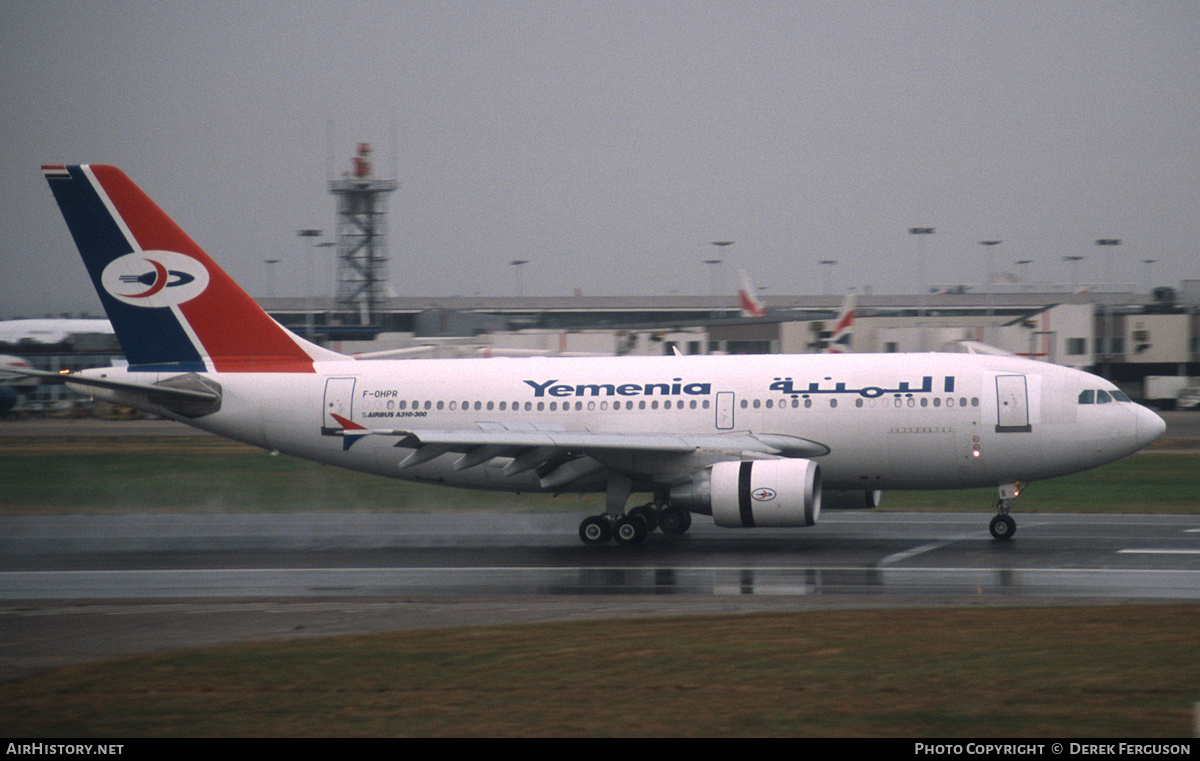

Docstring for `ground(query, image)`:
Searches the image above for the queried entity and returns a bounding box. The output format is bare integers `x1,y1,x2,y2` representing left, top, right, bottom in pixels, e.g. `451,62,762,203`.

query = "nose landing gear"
989,482,1023,540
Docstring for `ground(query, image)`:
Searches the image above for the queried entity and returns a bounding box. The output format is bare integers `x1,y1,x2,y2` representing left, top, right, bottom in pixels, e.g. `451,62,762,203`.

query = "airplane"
26,164,1166,545
736,270,767,318
0,355,38,414
0,318,113,347
822,294,854,353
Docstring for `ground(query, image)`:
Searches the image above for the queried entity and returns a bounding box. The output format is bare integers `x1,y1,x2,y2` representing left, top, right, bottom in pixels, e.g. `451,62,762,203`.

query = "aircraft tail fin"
824,294,855,353
737,269,766,318
42,165,345,372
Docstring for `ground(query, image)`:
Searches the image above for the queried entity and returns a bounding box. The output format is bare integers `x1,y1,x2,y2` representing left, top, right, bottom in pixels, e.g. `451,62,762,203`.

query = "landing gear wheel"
613,514,648,546
628,504,659,532
989,513,1016,541
579,515,612,545
657,505,692,536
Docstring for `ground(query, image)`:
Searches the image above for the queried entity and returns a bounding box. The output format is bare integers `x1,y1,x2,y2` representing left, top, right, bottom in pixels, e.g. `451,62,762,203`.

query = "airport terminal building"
5,282,1198,414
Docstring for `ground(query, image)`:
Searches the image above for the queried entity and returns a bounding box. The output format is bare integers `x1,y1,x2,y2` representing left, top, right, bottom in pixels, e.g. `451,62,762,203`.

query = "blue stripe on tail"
44,167,205,371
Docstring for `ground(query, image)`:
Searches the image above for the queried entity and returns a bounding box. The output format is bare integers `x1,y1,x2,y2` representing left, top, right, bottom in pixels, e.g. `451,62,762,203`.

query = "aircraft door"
716,391,735,430
322,377,357,435
995,374,1032,433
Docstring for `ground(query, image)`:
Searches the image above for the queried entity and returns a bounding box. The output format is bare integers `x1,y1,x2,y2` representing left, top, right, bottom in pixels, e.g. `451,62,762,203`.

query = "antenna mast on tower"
328,143,398,325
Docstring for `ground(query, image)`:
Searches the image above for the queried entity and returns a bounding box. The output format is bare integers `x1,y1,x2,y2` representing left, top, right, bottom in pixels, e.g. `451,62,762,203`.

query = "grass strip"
1,437,1196,514
2,604,1198,737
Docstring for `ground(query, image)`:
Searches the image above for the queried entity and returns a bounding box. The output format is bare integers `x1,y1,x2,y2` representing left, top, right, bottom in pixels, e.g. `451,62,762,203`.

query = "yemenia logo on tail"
101,251,210,307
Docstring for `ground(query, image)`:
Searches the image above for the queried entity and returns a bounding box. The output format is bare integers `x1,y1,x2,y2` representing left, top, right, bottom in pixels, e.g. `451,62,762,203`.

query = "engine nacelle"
671,459,821,528
822,490,882,510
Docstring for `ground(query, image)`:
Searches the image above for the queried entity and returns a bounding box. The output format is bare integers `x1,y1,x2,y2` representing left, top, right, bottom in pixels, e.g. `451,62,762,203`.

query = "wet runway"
3,510,1200,681
3,411,1199,680
5,510,1200,600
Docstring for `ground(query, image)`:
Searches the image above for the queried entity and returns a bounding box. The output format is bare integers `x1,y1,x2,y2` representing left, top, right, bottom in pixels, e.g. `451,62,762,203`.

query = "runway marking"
1118,549,1200,555
880,542,953,566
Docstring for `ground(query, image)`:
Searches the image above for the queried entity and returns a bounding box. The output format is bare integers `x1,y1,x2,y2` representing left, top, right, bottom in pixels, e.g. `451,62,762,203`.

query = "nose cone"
1136,405,1167,449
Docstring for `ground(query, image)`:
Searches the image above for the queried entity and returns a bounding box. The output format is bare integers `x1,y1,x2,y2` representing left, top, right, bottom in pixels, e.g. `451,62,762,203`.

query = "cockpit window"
1080,388,1132,404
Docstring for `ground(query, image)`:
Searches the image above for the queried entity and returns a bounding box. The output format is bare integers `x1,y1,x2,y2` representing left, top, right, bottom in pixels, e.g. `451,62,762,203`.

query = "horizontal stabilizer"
12,367,221,418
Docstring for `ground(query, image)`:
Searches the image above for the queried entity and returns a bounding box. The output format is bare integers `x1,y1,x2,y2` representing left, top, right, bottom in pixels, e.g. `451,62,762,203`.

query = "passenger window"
1078,390,1094,404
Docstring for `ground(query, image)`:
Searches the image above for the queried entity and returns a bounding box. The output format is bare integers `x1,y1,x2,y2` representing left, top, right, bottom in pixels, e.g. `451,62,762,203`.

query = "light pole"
297,229,322,339
509,259,529,298
1096,239,1121,292
1063,255,1086,293
819,259,838,297
1095,239,1121,373
1142,258,1157,294
980,240,1001,318
264,259,280,298
909,227,934,349
708,241,733,317
1015,259,1033,291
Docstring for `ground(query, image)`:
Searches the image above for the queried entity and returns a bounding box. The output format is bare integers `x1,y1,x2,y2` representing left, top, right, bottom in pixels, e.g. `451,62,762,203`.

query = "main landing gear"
578,502,692,546
989,483,1022,540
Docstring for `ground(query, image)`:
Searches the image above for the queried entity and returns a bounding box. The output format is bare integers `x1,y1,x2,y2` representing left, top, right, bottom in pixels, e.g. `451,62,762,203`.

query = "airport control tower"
328,143,398,326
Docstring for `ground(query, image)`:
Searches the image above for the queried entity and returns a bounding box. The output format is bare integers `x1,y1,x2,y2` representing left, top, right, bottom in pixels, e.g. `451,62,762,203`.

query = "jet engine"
670,459,821,528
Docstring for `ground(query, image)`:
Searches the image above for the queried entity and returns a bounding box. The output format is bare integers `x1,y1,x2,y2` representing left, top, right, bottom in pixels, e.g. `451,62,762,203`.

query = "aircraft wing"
329,413,828,488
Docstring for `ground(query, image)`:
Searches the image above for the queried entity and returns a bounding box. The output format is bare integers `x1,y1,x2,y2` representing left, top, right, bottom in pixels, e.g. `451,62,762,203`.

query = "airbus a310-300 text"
28,165,1165,545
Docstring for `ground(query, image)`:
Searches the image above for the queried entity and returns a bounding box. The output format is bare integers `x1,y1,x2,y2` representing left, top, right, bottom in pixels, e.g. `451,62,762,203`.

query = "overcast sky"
2,1,1198,318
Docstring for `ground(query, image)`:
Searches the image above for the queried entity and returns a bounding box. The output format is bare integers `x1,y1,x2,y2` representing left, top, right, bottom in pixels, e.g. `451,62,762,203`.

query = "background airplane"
0,354,37,414
26,165,1166,545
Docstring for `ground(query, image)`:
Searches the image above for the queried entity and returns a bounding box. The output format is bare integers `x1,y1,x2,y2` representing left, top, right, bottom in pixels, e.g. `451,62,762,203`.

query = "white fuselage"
83,352,1164,496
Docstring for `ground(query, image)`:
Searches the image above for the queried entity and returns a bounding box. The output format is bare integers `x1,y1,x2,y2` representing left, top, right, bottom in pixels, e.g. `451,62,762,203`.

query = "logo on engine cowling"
752,488,777,502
